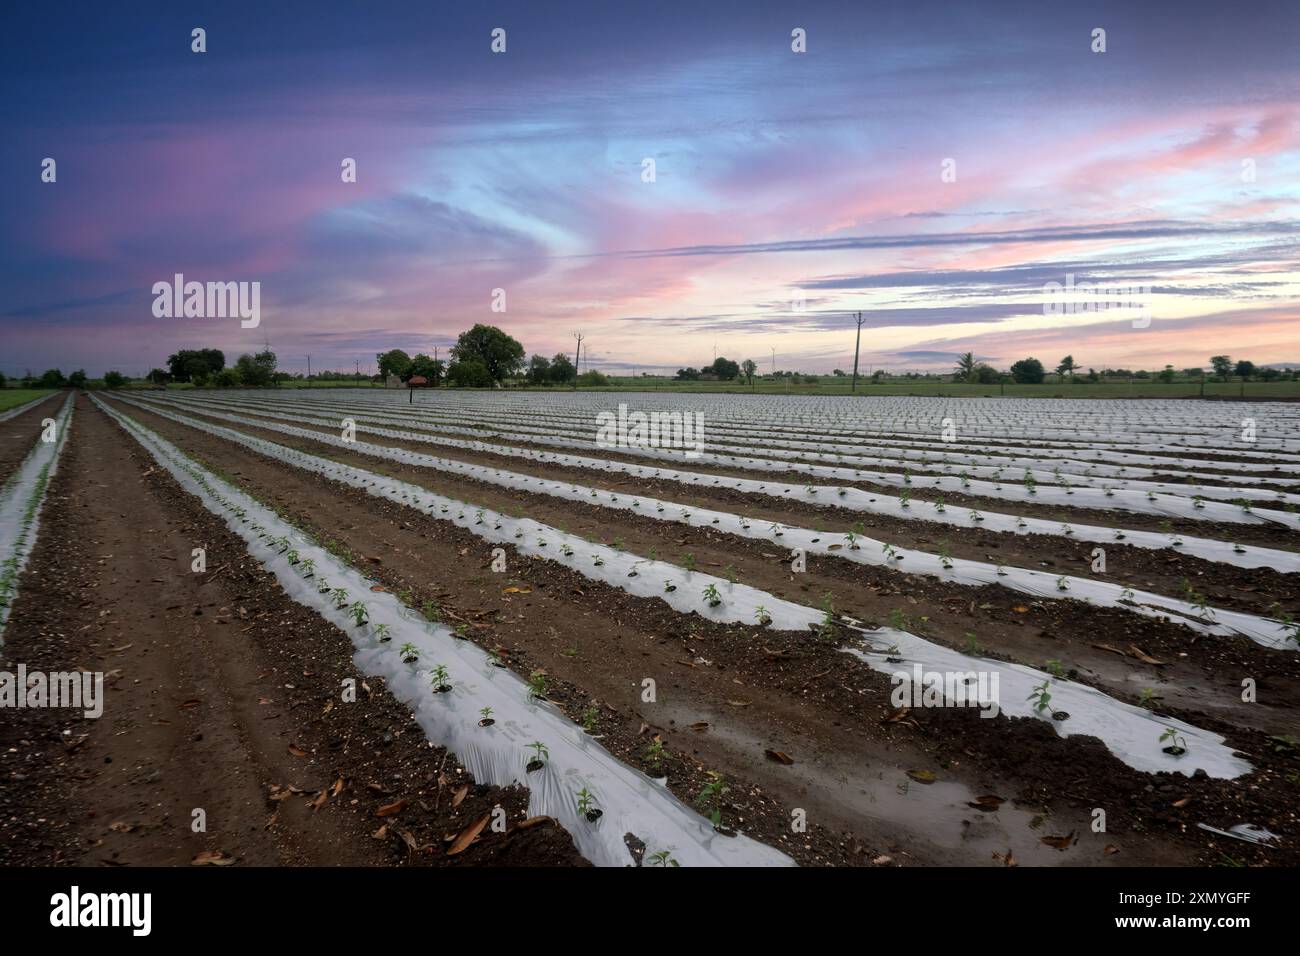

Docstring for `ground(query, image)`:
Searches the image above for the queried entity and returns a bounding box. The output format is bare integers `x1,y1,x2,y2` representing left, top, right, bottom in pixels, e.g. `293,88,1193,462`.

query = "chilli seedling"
398,641,418,663
702,583,722,608
1159,727,1188,756
429,664,451,692
1027,680,1052,714
695,774,730,828
373,623,392,643
349,601,369,626
648,850,680,867
527,670,548,701
525,741,550,770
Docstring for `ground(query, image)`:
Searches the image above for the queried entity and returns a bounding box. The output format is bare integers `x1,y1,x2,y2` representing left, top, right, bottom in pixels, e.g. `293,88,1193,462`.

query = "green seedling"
683,553,697,571
349,601,368,626
1027,680,1053,714
1160,727,1188,756
754,605,772,626
576,787,599,817
429,664,451,691
1045,659,1066,679
644,739,667,769
581,706,599,732
525,741,549,767
695,774,730,827
648,850,680,867
702,583,722,608
398,641,418,662
332,587,350,609
373,623,392,643
527,670,548,701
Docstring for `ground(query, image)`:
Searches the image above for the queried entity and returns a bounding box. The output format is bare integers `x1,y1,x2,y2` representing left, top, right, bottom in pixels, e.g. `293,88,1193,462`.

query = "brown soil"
0,394,585,867
106,395,1300,867
0,392,62,485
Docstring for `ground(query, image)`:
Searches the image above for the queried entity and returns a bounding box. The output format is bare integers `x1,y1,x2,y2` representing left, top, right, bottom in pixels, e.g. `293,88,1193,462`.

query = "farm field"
1,388,1296,868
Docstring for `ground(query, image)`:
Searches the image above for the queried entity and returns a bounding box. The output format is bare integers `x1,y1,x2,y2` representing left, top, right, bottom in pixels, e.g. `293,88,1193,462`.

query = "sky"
2,0,1299,377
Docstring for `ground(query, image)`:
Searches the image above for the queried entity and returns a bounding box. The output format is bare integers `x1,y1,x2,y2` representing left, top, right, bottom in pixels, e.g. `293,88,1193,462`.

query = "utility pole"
306,356,311,379
572,332,583,390
851,311,865,393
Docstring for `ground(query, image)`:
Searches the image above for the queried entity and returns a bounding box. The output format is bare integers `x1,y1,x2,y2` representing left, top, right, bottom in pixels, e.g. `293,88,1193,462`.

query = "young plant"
429,664,451,692
1159,727,1188,756
695,774,729,827
525,740,550,768
754,605,772,626
349,601,369,626
644,739,666,769
1027,679,1053,714
581,706,599,732
648,850,680,867
702,583,722,608
527,670,548,701
398,641,418,663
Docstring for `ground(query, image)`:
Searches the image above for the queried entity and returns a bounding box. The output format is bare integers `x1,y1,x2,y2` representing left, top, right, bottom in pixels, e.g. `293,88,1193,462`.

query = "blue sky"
3,0,1298,376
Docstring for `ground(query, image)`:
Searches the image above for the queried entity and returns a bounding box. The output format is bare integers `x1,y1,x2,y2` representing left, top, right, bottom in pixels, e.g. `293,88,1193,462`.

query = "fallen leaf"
331,777,345,797
1040,831,1076,850
516,815,555,830
377,799,406,818
690,721,709,733
765,749,795,765
1012,605,1029,614
451,785,469,808
968,794,1005,812
287,744,307,757
191,850,235,866
447,813,490,856
992,848,1018,867
906,769,937,784
1104,844,1120,855
503,587,532,594
1171,796,1192,808
1128,644,1165,665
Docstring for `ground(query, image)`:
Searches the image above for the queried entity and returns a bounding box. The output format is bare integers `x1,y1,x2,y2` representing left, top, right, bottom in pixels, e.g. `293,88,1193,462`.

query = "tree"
1234,359,1256,381
166,349,224,383
548,353,576,385
376,349,412,381
1210,355,1233,382
446,359,494,387
674,367,700,381
974,363,1000,384
212,368,239,387
741,359,757,387
1157,364,1176,383
67,369,88,388
1260,366,1282,382
450,324,524,383
235,350,277,387
1183,367,1205,379
577,370,609,387
147,368,170,385
409,353,442,384
527,354,551,385
1010,358,1045,384
954,352,976,382
38,369,66,388
0,372,5,388
103,370,127,389
710,357,740,380
1055,355,1078,380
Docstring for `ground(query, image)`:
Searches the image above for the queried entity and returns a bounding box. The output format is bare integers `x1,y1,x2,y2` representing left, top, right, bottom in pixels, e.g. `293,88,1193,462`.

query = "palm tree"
1056,355,1079,380
954,352,976,383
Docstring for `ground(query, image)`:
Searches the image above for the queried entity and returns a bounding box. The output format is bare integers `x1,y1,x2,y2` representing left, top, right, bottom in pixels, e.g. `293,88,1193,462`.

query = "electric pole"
572,332,583,389
851,311,865,393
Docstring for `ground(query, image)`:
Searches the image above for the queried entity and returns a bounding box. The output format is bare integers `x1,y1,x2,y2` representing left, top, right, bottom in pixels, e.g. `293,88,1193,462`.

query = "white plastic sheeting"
102,395,1254,778
136,393,1300,575
0,395,73,641
95,396,795,867
116,395,1299,649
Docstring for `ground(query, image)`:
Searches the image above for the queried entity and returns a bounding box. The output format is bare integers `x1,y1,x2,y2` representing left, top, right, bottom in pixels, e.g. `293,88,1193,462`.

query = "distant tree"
212,368,239,387
446,358,494,388
376,349,412,381
450,324,524,383
103,370,127,389
548,353,576,385
408,353,442,383
38,369,66,388
0,372,6,387
1055,355,1078,380
1183,367,1205,379
974,363,1000,384
527,354,551,385
742,359,757,386
711,357,740,380
674,367,700,381
147,368,171,385
577,370,609,387
954,352,977,382
1234,359,1256,381
235,350,277,387
1210,355,1233,382
832,368,845,377
1158,364,1176,383
1086,368,1100,383
1260,366,1282,382
67,369,88,388
1010,357,1045,384
167,349,224,383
